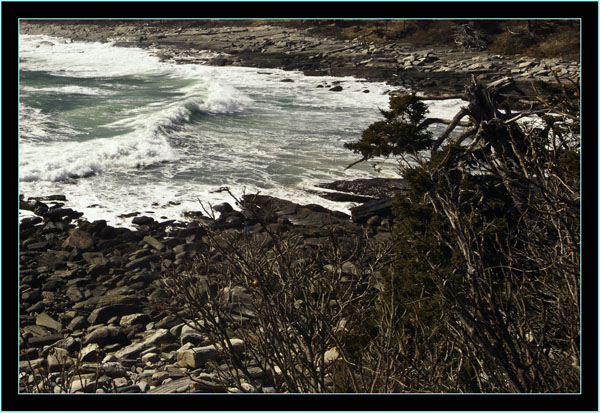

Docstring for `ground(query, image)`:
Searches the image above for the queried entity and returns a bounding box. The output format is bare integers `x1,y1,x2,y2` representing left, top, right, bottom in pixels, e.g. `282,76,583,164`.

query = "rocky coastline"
19,20,580,96
19,181,402,393
18,20,580,393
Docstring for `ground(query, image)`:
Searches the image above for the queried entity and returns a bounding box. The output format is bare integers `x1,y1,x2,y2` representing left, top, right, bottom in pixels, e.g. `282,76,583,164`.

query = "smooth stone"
82,326,128,347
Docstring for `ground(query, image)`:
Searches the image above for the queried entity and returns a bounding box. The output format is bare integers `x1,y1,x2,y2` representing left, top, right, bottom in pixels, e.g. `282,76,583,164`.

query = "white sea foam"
19,34,167,78
19,122,178,182
21,85,116,96
19,34,468,228
18,103,82,141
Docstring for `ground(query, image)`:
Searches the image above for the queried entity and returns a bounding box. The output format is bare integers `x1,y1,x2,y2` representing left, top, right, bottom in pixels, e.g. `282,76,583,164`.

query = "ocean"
18,34,463,227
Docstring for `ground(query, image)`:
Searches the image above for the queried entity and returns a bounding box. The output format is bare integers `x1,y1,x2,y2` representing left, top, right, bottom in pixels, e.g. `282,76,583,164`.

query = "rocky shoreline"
18,20,581,394
19,179,403,393
20,20,580,96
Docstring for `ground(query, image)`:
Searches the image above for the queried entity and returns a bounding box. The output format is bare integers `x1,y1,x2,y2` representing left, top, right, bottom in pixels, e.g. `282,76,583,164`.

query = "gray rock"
70,376,96,393
54,336,81,353
79,343,101,362
119,313,151,327
47,347,74,372
83,326,127,347
82,252,107,266
28,333,63,348
67,315,88,331
176,339,244,369
66,285,84,302
180,324,206,346
80,361,128,378
350,197,395,224
132,216,154,226
176,346,218,369
143,235,165,251
148,376,193,394
87,304,140,325
35,312,62,331
125,254,159,270
141,352,160,364
23,324,51,338
113,329,172,359
62,228,94,250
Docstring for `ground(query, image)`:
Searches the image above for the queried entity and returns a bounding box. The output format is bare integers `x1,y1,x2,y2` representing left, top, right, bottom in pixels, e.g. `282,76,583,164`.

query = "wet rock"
87,219,107,234
132,216,155,226
329,85,343,91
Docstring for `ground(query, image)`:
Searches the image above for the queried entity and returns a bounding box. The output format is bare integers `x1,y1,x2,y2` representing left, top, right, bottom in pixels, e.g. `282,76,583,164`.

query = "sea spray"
19,34,464,227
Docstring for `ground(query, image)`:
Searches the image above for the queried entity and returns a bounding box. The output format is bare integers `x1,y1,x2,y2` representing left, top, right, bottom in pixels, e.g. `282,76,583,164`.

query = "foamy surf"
19,33,467,227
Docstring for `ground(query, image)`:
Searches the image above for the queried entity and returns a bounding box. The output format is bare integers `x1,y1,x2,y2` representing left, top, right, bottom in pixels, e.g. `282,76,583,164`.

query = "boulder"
119,313,151,327
113,329,172,359
143,235,165,251
80,361,128,378
83,326,128,347
63,229,94,250
125,254,160,270
350,197,395,224
28,333,63,348
317,178,408,199
132,216,155,226
180,324,206,346
87,219,107,234
82,252,107,266
176,346,219,369
35,312,62,331
87,304,141,325
66,285,84,302
79,343,101,362
47,347,74,371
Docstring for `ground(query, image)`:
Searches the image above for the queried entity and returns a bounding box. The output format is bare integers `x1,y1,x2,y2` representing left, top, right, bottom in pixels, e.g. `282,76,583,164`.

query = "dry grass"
269,19,579,59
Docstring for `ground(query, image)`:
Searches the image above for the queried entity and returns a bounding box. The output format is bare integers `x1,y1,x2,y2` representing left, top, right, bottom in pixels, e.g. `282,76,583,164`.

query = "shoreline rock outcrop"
19,181,400,393
19,20,579,97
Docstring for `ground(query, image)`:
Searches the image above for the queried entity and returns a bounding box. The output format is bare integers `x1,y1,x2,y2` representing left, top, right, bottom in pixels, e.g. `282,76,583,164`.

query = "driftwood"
427,76,531,157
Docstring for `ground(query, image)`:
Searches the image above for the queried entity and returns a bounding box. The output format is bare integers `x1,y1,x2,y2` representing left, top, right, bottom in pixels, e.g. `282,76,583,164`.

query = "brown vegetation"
271,19,580,60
